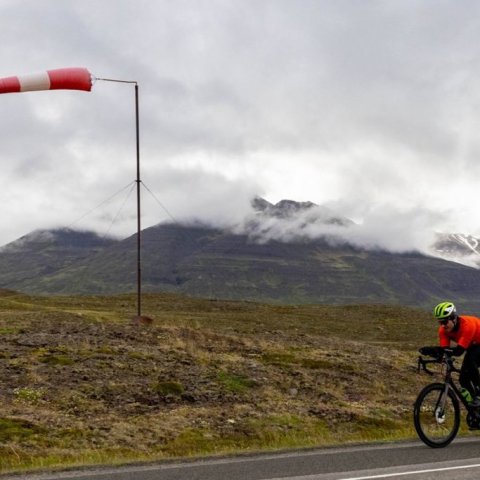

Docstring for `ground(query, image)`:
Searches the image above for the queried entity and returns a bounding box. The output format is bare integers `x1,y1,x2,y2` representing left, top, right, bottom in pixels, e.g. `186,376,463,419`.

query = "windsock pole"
95,77,142,317
135,83,141,318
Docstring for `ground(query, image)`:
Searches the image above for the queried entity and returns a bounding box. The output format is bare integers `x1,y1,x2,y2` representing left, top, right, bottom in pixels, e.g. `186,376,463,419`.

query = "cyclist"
420,301,480,407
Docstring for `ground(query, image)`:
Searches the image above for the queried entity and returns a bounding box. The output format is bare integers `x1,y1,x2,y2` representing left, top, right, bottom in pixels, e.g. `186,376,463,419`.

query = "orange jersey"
439,315,480,349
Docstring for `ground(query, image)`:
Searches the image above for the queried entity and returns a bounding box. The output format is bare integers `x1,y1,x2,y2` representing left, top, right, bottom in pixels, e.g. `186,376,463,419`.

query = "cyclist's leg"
462,345,480,406
460,352,477,395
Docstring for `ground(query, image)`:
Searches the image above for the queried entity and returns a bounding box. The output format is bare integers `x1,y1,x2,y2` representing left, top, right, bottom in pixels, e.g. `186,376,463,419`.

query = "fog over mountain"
433,233,480,269
261,199,480,270
0,195,470,268
218,197,451,262
2,196,480,309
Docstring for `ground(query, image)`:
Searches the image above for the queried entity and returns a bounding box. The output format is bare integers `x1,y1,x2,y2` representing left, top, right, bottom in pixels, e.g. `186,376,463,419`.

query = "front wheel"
413,382,460,448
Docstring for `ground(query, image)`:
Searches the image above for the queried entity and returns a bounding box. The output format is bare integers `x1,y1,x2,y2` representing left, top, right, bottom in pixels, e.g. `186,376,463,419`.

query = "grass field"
0,289,469,474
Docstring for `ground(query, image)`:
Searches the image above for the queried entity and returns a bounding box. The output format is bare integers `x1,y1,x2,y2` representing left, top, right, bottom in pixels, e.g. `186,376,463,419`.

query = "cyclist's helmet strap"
433,301,457,320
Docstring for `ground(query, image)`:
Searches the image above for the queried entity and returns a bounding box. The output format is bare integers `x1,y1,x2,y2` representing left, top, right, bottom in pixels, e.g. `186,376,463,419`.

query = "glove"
419,346,444,358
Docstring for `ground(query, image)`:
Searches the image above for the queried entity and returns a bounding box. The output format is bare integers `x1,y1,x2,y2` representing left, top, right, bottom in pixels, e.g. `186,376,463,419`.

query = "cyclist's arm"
437,327,465,355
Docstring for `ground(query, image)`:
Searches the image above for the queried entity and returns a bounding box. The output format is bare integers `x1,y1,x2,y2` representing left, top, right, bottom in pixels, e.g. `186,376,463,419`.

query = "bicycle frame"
418,353,473,412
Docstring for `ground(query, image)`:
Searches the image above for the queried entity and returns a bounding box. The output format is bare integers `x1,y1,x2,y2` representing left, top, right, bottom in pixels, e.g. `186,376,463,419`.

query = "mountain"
250,197,352,225
2,199,480,310
0,229,118,293
432,233,480,268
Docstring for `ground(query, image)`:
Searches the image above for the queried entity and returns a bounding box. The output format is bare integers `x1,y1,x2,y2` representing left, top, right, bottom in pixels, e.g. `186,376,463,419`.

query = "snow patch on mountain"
432,233,480,268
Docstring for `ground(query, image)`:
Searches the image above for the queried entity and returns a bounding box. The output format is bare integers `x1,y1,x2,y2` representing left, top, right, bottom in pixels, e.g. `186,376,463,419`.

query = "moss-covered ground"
0,289,469,474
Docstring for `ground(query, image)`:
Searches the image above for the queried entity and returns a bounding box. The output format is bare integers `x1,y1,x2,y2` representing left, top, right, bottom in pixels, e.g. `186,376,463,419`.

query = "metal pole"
96,77,141,317
135,84,142,317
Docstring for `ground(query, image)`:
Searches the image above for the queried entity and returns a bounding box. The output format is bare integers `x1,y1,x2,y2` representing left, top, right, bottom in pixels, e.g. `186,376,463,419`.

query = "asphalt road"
4,437,480,480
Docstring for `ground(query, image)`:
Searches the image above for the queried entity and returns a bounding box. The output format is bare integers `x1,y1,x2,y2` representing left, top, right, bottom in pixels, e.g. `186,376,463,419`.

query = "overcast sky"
1,0,480,253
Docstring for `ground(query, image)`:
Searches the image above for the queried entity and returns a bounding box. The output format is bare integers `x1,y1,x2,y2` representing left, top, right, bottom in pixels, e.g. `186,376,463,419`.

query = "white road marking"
267,462,480,480
339,462,480,479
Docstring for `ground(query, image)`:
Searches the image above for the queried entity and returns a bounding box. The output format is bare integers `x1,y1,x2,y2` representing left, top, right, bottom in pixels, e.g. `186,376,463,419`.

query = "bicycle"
414,349,480,447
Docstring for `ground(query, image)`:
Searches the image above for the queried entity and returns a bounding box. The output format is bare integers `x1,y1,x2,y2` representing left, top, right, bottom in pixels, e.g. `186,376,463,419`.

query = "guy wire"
103,182,137,238
67,181,136,230
141,182,178,224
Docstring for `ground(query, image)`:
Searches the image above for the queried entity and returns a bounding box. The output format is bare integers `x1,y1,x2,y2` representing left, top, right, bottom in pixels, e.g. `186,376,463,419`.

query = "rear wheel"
413,382,460,448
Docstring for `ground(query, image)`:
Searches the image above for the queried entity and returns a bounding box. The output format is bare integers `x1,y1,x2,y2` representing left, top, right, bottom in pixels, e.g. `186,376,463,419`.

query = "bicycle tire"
413,382,460,448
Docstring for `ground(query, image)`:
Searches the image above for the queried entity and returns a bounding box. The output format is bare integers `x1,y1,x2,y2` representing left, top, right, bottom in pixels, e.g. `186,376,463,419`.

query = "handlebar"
417,351,460,375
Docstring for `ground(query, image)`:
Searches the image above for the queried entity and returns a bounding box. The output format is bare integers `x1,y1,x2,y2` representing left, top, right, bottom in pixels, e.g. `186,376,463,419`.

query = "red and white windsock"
0,67,92,94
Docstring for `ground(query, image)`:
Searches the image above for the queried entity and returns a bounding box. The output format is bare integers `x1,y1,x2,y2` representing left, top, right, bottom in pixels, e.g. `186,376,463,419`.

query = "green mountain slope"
1,224,480,310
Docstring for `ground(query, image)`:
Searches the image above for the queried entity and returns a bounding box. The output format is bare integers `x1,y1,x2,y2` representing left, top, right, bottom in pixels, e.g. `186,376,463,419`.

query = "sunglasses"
438,319,451,325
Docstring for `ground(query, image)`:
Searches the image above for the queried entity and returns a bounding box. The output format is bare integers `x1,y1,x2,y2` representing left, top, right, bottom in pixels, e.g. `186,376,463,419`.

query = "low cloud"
227,198,450,257
3,1,480,252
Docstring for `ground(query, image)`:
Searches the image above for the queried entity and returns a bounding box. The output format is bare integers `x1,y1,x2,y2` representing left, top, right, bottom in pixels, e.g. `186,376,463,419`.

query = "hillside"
0,229,117,290
0,290,451,473
1,198,480,310
2,224,480,310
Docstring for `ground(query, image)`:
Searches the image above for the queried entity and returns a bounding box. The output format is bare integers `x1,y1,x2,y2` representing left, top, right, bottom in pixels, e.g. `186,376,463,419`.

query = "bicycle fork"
434,383,451,424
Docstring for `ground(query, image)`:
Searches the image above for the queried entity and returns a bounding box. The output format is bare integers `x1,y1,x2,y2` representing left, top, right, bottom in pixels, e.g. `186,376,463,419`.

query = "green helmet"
433,302,457,319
